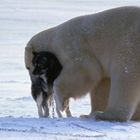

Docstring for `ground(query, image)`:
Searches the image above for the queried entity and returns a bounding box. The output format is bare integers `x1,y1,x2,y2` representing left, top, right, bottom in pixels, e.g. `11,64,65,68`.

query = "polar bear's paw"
80,114,91,119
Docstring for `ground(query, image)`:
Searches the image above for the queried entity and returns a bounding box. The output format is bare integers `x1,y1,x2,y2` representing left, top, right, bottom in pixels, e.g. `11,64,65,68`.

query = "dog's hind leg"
56,107,63,118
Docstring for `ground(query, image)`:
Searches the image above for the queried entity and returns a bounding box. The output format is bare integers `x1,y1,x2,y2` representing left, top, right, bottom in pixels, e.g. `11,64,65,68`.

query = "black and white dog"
30,51,71,118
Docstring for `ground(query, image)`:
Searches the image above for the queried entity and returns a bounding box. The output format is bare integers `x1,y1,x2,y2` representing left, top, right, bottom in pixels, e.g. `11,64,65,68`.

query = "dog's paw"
80,114,95,119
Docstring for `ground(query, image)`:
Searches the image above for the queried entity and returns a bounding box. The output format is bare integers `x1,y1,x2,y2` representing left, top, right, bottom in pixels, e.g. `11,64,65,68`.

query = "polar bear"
25,6,140,121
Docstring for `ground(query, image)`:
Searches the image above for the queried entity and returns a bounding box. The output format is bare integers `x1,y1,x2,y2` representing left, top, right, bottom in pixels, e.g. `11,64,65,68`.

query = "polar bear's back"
54,6,140,71
25,6,140,71
58,6,140,38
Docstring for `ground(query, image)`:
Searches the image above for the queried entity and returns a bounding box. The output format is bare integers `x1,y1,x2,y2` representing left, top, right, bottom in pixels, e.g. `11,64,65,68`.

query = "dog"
31,51,71,118
30,74,52,118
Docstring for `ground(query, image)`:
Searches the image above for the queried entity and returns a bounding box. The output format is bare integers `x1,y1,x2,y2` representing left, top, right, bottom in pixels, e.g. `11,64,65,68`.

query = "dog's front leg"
36,92,44,118
30,73,46,118
64,99,72,117
65,106,72,117
42,101,49,117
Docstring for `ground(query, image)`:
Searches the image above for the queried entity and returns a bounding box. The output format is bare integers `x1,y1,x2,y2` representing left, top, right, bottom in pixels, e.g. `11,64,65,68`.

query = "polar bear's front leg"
80,78,110,119
53,64,98,117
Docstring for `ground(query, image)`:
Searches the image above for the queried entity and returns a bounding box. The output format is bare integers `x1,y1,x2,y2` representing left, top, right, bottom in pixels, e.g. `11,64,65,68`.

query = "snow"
0,0,140,139
0,117,140,140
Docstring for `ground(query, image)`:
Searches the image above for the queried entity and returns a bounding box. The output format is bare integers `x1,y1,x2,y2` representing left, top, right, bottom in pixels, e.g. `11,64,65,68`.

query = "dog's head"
32,51,62,86
32,52,49,75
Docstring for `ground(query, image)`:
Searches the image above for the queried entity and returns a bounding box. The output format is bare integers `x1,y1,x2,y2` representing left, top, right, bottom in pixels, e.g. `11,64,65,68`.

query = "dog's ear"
49,57,56,69
32,51,37,56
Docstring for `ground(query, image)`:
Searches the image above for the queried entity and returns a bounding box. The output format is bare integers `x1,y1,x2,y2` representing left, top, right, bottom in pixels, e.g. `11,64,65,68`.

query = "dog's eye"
42,57,47,62
36,64,41,67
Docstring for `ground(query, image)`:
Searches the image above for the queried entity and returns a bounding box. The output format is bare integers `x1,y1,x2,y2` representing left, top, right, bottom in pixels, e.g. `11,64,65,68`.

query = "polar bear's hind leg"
94,73,140,121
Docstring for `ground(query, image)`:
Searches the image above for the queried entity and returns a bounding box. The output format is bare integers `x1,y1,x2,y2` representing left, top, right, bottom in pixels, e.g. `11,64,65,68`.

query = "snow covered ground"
1,0,140,139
